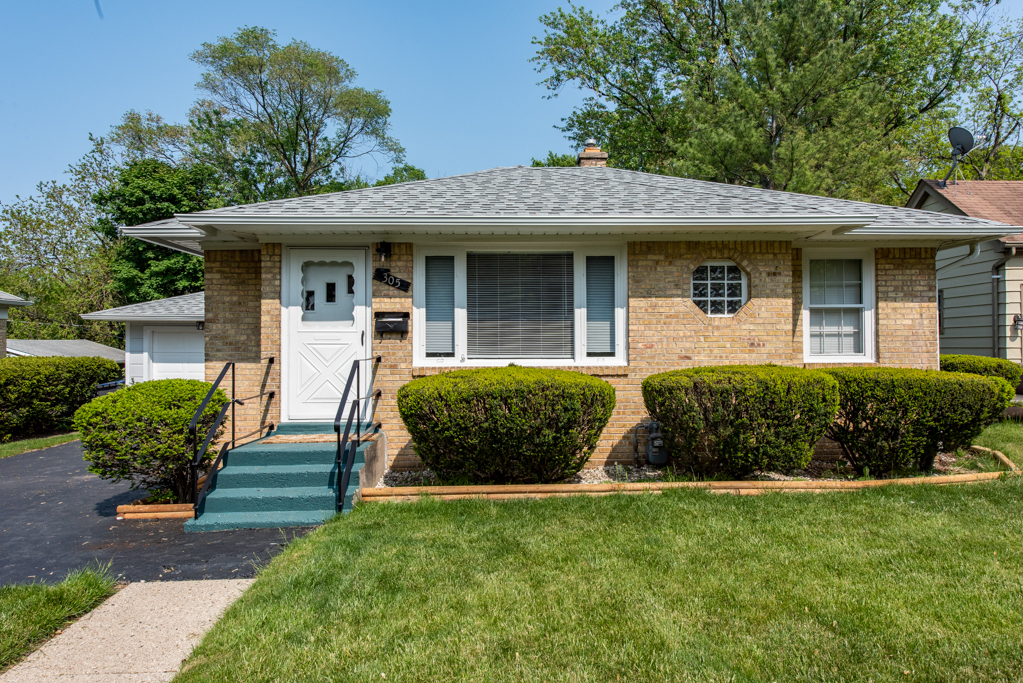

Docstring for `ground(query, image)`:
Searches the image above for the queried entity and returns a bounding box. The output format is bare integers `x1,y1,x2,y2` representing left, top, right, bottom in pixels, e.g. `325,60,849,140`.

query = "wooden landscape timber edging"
361,450,1016,503
115,503,195,520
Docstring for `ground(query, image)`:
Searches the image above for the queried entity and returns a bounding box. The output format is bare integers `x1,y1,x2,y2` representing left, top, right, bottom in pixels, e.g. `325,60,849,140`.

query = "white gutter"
80,313,203,322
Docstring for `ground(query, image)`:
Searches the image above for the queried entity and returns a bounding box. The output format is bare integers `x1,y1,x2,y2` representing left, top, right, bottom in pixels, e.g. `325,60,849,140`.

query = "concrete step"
212,463,364,489
185,509,338,532
199,486,339,513
225,441,366,467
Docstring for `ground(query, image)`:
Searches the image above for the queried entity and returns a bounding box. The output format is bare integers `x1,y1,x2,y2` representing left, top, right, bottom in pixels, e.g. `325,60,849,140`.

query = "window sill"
412,363,629,378
803,355,876,365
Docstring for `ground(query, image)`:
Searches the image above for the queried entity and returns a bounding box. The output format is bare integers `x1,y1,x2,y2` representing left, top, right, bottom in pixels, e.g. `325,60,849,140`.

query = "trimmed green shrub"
0,356,121,441
824,368,1013,475
642,365,840,478
74,380,229,502
940,354,1023,388
397,367,616,484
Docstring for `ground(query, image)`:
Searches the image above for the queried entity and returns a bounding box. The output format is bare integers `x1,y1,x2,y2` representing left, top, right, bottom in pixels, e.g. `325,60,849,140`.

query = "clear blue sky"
0,0,617,204
1,0,1020,205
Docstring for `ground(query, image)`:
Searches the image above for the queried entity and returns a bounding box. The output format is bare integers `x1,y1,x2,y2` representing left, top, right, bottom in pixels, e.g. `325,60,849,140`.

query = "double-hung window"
802,248,875,363
414,246,626,366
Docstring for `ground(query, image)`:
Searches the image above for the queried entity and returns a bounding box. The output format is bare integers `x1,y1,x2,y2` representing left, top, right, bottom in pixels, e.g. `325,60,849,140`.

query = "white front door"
284,248,368,421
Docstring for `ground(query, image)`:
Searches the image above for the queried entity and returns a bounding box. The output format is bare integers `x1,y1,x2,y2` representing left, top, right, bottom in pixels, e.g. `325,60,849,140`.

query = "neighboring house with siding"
81,292,205,383
114,143,1018,474
906,180,1023,369
0,290,32,358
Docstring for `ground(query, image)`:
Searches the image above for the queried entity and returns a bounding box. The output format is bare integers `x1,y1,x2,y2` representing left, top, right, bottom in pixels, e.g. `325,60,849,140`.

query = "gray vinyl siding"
936,241,1023,363
919,195,956,214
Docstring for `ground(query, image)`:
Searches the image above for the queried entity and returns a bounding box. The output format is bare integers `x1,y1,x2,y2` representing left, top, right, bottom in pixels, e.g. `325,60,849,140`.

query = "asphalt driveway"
0,441,310,584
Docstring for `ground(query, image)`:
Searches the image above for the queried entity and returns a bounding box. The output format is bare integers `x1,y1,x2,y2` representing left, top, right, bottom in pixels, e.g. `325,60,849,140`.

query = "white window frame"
691,259,749,316
413,244,628,367
802,247,875,364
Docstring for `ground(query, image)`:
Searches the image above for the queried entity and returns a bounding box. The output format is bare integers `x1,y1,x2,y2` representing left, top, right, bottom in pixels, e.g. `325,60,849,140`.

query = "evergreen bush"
397,367,616,484
74,379,229,502
642,365,839,478
940,354,1023,388
0,356,121,441
824,368,1013,474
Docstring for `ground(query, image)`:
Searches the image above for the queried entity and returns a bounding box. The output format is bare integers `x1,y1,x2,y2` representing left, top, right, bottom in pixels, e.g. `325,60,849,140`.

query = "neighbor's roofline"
80,312,203,322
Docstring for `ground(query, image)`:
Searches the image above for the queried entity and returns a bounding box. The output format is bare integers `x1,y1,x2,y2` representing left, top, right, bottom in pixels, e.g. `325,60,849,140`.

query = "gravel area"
376,450,989,488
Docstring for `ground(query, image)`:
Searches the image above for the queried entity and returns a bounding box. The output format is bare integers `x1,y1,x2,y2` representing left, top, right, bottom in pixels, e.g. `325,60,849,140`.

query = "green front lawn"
974,419,1023,468
0,433,80,460
0,568,115,672
177,462,1023,681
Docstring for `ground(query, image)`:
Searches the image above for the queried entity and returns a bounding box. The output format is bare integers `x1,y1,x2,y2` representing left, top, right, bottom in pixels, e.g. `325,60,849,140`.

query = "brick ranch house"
120,145,1018,472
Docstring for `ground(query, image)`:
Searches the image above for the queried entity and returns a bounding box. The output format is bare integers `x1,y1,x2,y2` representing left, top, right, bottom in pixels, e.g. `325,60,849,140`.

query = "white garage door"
149,329,205,381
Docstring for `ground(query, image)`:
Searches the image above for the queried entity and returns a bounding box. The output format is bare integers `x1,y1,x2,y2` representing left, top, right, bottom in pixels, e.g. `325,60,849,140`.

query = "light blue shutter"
424,256,455,356
586,256,616,357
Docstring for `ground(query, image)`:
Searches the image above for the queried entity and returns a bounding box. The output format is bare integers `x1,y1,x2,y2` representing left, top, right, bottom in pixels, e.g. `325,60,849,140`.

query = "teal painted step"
213,462,363,489
185,439,367,532
272,421,379,436
186,510,337,532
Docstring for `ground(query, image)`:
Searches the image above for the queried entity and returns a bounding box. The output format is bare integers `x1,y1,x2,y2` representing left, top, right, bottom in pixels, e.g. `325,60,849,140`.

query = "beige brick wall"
204,240,940,467
204,248,277,445
876,247,938,369
368,243,417,468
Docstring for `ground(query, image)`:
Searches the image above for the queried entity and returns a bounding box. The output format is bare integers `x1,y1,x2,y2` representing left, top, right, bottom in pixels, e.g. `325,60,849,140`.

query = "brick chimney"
577,138,608,167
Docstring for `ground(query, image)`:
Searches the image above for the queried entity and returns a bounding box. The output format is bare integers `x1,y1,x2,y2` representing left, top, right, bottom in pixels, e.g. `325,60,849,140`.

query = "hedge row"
0,356,121,441
641,364,1012,477
940,354,1023,387
642,365,839,477
397,367,616,484
74,379,229,503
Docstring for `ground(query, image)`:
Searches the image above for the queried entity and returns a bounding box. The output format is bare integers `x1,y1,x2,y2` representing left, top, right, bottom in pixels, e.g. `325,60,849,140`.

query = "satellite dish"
948,127,975,156
939,127,976,188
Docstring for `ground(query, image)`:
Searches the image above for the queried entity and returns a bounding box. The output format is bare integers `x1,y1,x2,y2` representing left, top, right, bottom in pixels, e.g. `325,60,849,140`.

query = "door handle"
362,331,365,345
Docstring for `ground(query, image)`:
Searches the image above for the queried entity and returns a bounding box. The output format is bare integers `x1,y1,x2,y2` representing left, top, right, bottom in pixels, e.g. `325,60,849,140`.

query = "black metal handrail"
188,357,275,507
333,356,382,511
194,443,230,513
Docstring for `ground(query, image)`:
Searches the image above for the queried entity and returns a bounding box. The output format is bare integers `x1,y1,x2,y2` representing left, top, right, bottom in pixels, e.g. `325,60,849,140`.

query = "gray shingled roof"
0,290,32,306
180,166,1014,230
80,292,204,321
6,339,124,363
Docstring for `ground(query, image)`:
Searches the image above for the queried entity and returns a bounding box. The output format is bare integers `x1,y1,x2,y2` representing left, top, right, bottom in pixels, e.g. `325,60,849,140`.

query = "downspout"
992,245,1017,358
936,241,981,272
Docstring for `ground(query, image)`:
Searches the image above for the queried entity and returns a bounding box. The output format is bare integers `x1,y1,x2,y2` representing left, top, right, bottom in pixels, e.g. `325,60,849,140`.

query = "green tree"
93,159,223,303
0,181,120,346
530,152,576,167
190,26,404,199
533,0,985,202
375,164,428,186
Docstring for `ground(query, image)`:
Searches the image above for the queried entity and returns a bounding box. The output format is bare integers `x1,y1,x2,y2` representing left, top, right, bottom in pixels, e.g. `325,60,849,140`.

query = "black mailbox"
375,311,409,334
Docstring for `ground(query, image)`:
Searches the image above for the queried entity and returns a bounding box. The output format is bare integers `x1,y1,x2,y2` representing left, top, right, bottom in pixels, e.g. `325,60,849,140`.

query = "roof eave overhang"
120,226,205,256
0,299,33,307
80,314,203,322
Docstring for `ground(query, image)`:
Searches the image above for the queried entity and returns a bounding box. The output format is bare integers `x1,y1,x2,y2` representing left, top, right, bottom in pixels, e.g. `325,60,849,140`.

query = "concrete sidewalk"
1,579,251,682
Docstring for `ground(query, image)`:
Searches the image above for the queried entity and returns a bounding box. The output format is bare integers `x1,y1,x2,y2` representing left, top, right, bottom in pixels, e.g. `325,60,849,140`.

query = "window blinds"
467,252,574,359
424,256,455,356
586,256,616,356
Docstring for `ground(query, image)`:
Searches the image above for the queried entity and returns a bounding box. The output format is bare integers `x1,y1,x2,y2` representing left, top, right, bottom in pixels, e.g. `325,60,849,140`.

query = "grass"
177,471,1023,681
0,433,79,459
974,419,1023,468
0,568,115,672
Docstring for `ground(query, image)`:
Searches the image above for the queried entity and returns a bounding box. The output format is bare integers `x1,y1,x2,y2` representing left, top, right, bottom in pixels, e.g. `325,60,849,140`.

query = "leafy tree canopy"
533,0,989,203
531,152,577,167
93,159,222,303
375,164,428,186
